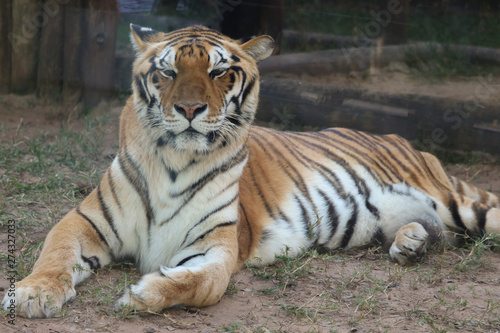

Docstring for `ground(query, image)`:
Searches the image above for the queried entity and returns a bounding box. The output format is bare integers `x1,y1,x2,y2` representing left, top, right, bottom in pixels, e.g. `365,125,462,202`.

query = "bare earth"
1,70,500,333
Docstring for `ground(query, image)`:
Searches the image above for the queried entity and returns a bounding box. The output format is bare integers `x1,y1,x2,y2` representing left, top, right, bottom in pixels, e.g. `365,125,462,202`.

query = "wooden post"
256,0,284,54
62,0,85,101
0,0,13,93
82,0,120,106
11,0,41,94
380,0,410,45
219,0,284,54
152,0,179,14
37,0,65,100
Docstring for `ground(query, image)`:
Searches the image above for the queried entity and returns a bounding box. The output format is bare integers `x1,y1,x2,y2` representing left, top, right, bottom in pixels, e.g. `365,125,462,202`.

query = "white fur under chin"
172,132,212,153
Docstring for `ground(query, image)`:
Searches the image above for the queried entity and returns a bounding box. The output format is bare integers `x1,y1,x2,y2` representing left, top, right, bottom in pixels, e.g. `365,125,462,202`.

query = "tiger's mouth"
182,127,199,134
177,126,218,144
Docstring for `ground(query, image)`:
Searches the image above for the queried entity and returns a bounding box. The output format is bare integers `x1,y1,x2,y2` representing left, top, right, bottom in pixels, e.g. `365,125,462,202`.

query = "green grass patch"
246,248,316,296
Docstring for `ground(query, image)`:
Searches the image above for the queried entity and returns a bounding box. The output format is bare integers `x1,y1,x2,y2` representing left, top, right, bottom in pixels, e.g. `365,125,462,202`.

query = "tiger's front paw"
115,272,167,313
389,222,429,265
1,274,75,318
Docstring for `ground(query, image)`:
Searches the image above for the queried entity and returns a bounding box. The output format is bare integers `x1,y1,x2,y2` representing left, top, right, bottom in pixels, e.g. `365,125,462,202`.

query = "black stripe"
371,228,387,247
277,209,292,225
107,170,122,211
294,195,312,240
241,77,256,105
473,201,491,233
304,132,381,216
118,149,154,230
382,134,432,189
185,221,238,249
76,206,110,249
159,178,239,228
251,132,315,206
157,158,224,227
347,129,427,189
285,131,380,220
228,72,236,87
166,166,178,182
227,114,241,127
164,37,224,49
164,29,225,43
230,95,242,116
317,189,339,245
366,135,418,185
97,184,123,248
165,34,225,49
299,130,386,186
170,146,248,198
341,198,359,248
364,197,380,220
152,73,159,84
239,202,253,256
134,75,149,103
183,195,239,245
157,135,168,147
251,129,346,199
247,158,277,220
176,253,206,267
323,129,400,183
230,66,247,103
81,255,101,271
448,193,467,230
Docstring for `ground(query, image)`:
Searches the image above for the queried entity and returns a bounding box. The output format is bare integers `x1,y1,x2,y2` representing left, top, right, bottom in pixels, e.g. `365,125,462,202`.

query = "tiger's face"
130,25,274,153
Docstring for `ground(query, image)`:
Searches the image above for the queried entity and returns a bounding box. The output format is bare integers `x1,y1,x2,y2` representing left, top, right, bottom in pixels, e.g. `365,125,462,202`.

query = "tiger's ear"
240,35,275,62
130,24,161,53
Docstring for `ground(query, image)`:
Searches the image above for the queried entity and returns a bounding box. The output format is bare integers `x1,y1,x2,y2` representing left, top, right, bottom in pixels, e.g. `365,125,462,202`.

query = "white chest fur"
114,145,247,273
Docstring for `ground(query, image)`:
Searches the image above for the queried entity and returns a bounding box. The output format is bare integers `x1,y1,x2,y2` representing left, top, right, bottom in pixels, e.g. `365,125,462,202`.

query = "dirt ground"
1,68,500,333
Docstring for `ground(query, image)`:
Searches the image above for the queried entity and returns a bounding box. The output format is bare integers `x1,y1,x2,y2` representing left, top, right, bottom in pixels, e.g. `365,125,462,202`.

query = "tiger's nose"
174,103,207,121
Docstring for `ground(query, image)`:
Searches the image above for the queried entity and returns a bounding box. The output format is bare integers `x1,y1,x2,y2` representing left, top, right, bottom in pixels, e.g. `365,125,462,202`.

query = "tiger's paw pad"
1,279,75,318
389,222,429,265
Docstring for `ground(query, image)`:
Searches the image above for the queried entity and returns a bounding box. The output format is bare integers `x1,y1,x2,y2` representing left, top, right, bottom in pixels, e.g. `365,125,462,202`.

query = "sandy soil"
1,69,500,333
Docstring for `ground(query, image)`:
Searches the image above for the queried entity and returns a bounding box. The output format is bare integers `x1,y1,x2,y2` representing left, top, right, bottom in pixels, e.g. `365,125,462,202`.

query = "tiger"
3,24,500,318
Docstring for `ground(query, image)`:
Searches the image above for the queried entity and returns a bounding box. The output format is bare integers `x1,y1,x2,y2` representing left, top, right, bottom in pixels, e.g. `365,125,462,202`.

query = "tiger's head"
129,24,274,154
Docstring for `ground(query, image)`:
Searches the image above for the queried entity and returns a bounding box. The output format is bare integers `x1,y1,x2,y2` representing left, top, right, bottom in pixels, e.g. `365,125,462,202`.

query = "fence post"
62,0,86,101
0,0,13,93
380,0,410,45
11,0,41,94
37,0,65,100
220,0,284,54
82,0,120,106
0,0,12,94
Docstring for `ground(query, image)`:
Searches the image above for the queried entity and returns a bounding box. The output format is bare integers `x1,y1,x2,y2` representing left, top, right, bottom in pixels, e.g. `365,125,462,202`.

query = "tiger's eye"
160,70,177,79
210,68,227,79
